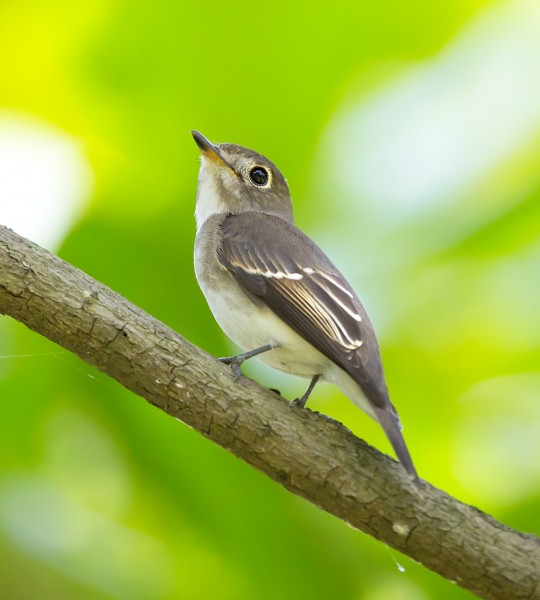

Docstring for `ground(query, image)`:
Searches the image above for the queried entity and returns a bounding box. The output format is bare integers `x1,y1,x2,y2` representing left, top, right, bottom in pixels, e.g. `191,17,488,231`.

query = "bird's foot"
291,396,308,408
219,344,274,379
218,356,243,378
290,375,320,409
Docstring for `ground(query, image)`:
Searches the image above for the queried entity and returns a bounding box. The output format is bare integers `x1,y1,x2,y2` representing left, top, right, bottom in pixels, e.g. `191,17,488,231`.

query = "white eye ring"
248,166,272,188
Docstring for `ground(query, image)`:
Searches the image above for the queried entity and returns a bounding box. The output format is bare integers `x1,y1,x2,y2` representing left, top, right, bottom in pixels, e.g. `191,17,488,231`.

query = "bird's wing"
218,212,388,408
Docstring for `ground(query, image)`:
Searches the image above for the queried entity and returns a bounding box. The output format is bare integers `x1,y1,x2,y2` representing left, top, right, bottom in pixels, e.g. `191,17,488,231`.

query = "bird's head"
192,130,293,230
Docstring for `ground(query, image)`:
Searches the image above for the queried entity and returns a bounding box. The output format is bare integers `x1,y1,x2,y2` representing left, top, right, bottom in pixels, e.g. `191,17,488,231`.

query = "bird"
191,130,418,482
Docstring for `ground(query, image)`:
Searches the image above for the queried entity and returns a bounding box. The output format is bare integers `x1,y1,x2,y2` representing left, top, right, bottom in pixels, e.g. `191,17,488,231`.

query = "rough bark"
0,224,538,600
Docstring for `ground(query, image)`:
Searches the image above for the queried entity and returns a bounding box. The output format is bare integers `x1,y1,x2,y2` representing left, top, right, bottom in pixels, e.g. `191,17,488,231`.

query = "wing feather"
218,212,388,407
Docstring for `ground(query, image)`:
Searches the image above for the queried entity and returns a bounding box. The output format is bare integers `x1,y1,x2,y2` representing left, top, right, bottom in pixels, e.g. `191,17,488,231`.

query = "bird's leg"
291,375,320,408
219,343,274,377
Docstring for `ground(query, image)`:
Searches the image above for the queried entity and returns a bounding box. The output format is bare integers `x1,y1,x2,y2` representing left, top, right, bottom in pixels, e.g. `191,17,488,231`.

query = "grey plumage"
219,213,384,399
192,130,418,481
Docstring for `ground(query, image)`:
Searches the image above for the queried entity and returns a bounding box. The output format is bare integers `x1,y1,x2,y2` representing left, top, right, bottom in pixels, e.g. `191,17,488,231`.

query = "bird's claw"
218,356,243,379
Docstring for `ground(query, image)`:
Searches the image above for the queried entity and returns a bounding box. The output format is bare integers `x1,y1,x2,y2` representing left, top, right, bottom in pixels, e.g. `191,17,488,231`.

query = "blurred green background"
1,0,539,598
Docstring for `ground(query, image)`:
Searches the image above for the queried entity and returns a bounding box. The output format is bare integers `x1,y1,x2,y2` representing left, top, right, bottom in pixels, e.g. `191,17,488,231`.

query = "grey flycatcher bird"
191,130,418,481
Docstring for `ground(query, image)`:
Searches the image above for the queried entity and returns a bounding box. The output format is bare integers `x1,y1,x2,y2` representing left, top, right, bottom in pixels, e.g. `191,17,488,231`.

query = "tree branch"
0,224,538,600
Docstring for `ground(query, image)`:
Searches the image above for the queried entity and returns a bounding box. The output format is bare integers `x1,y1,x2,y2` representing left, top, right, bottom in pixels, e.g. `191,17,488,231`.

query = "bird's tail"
373,405,419,483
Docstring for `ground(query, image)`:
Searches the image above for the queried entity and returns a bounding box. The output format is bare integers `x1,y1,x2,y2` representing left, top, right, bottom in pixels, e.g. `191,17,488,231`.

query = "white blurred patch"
0,111,93,249
0,408,174,599
0,477,173,599
454,373,540,505
366,576,427,600
325,0,540,220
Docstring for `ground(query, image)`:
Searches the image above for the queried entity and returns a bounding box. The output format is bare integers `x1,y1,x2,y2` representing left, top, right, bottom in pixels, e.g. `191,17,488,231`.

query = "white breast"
195,235,375,419
204,282,375,417
202,283,330,378
195,171,226,232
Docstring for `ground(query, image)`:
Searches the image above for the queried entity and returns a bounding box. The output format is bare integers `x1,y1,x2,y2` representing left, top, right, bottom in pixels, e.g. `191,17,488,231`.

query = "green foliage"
0,0,539,598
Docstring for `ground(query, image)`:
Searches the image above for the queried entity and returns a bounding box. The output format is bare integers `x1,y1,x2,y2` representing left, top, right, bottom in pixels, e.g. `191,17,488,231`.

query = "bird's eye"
249,166,269,186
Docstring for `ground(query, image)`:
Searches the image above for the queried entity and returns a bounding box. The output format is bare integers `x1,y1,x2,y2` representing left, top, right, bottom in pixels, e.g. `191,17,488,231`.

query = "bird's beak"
191,130,228,167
